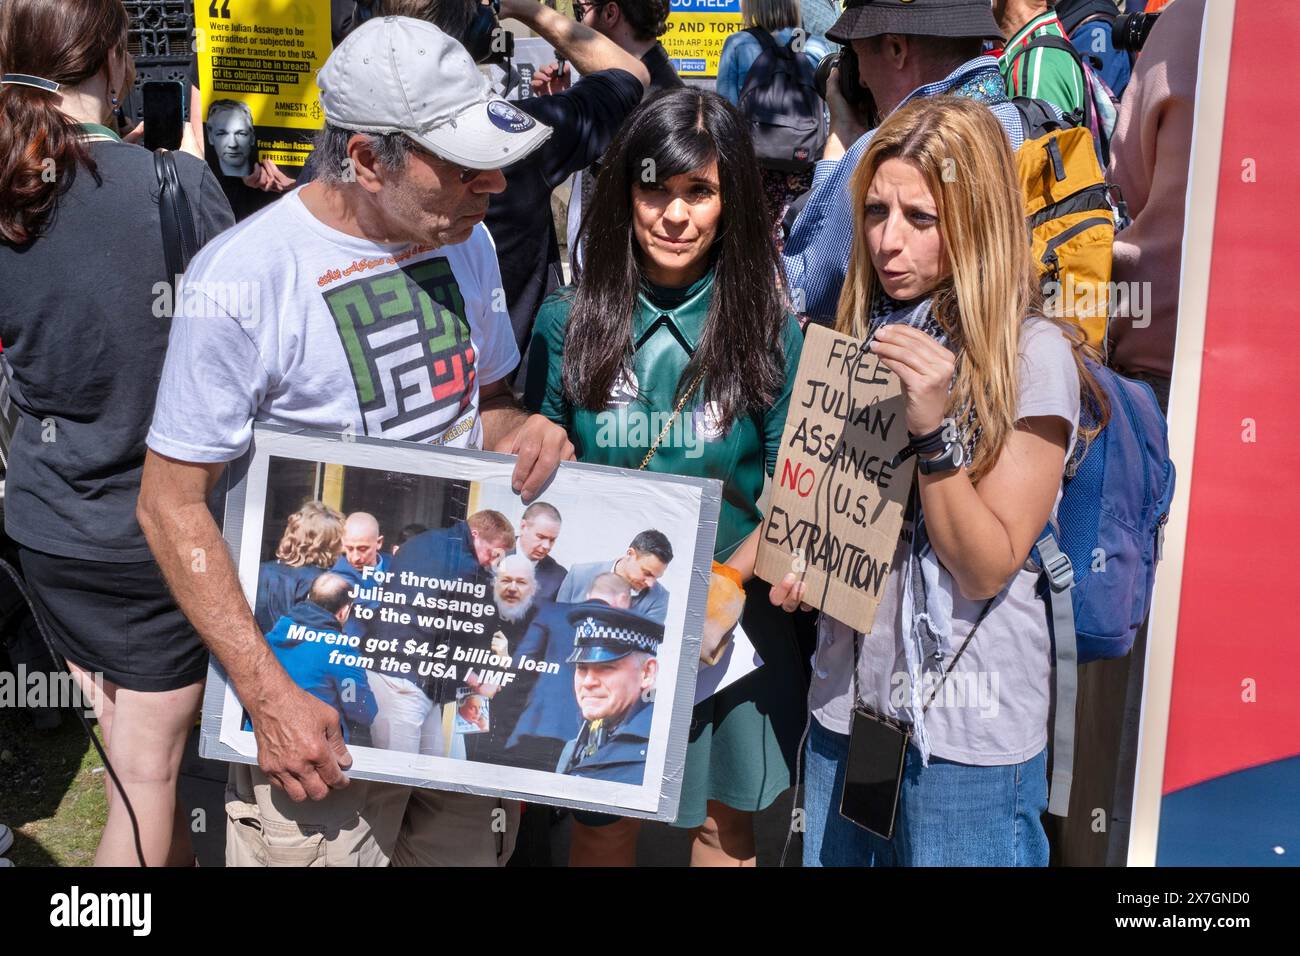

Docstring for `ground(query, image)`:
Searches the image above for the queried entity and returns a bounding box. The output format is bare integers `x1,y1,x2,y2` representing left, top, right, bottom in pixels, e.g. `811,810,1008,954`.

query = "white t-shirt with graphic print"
147,188,518,462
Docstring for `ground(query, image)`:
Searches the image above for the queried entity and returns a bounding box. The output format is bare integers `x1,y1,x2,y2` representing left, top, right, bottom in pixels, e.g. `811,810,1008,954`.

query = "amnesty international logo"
322,258,477,442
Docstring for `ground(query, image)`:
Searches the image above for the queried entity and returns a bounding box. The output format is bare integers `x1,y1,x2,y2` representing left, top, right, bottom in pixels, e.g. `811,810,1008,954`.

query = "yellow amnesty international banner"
662,0,744,79
194,0,331,173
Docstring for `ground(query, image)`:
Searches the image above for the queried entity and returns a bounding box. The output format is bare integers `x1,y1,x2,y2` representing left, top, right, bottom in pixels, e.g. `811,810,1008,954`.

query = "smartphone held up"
141,79,185,152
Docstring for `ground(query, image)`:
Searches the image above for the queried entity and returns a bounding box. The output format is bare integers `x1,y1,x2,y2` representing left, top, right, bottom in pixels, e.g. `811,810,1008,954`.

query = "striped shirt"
999,10,1087,119
782,56,1028,325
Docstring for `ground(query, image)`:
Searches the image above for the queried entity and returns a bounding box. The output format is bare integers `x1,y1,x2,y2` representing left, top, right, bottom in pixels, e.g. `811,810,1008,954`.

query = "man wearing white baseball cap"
316,11,553,173
139,17,575,866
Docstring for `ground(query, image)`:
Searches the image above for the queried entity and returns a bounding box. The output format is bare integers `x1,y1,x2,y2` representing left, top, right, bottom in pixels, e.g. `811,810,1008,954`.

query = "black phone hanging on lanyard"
839,596,995,840
841,700,912,839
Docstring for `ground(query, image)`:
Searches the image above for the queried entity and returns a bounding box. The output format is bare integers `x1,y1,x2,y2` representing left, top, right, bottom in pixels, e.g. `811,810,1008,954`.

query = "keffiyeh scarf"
865,295,982,763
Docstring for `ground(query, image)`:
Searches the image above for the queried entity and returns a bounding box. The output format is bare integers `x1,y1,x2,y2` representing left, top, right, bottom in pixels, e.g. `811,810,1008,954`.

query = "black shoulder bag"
154,149,200,279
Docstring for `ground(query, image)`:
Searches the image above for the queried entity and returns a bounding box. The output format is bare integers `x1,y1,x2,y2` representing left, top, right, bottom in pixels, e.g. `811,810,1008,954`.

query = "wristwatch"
917,441,966,475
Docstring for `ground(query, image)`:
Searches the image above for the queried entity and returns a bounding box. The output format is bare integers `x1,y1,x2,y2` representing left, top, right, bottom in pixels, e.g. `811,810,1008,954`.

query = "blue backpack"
1054,0,1133,99
1032,361,1175,815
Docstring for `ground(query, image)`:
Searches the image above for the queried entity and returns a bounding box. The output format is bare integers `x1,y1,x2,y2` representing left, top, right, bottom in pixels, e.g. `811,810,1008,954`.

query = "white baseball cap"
317,16,552,170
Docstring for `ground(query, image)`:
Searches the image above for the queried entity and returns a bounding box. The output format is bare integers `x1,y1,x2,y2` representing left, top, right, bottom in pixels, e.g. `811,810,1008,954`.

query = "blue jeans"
802,718,1049,867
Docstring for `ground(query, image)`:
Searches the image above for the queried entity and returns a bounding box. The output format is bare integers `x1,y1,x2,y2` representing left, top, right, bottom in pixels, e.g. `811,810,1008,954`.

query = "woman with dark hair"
526,87,806,866
0,0,232,864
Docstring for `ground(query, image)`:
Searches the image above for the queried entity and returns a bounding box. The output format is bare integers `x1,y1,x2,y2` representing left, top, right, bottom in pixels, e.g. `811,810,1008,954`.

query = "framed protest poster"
193,0,331,175
754,324,915,635
200,424,721,822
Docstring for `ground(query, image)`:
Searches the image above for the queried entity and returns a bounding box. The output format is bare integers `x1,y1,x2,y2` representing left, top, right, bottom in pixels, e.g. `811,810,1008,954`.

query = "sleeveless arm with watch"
895,422,966,476
869,323,1070,601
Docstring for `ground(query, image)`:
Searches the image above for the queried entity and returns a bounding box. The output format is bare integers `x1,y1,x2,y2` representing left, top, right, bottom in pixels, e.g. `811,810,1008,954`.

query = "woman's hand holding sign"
867,324,954,436
769,572,813,614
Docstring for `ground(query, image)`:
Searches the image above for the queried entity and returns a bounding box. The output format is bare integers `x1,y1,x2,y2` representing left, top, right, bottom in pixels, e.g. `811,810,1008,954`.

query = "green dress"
525,269,808,828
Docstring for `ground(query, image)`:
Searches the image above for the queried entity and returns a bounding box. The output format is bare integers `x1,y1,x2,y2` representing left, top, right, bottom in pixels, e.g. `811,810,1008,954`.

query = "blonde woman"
772,96,1107,866
254,501,345,633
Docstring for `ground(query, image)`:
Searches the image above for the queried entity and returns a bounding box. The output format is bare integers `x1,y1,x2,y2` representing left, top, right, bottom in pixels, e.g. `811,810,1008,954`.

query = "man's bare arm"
480,379,575,502
501,0,650,89
137,449,352,801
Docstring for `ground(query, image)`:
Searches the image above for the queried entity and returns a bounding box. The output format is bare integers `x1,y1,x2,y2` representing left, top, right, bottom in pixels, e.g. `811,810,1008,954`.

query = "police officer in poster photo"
557,605,663,785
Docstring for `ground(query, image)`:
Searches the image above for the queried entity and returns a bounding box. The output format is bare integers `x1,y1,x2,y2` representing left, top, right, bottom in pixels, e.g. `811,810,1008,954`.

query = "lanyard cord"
850,479,997,716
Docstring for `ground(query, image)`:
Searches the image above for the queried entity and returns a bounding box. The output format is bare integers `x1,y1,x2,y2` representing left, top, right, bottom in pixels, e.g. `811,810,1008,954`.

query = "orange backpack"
1014,100,1118,357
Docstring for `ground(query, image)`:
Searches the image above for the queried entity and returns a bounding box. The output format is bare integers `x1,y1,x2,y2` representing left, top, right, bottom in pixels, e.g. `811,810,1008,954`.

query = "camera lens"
813,51,839,102
1113,12,1160,53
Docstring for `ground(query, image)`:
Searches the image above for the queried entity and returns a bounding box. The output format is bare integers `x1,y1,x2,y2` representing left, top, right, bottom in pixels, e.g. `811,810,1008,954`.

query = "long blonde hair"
836,95,1103,480
275,501,345,569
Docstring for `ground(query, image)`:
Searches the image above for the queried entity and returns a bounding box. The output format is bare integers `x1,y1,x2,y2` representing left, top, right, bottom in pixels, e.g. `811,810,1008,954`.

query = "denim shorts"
801,717,1049,866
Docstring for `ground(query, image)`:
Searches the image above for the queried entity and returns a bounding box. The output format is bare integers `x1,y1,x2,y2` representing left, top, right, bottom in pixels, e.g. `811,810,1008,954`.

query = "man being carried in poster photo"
463,553,538,763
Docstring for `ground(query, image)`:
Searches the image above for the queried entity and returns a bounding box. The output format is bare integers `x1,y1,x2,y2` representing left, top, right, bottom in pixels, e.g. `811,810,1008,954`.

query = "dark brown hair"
0,0,130,243
564,88,788,431
609,0,672,41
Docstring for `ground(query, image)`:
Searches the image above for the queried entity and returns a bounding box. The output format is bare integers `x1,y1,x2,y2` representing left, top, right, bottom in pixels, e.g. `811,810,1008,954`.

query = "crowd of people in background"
0,0,1196,867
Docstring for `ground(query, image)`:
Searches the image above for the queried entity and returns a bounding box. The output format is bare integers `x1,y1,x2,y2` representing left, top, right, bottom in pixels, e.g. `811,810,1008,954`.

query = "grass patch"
0,707,107,866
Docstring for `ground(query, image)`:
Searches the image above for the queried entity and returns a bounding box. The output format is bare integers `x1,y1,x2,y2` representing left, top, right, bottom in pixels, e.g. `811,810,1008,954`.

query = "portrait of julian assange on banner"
755,321,917,635
201,425,720,822
193,0,331,174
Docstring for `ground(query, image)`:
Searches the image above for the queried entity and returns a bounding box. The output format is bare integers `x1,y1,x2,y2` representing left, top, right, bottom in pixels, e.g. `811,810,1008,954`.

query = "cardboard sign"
755,325,915,634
